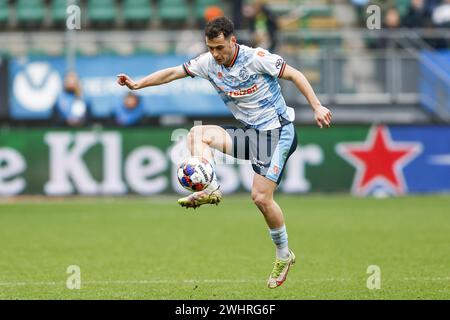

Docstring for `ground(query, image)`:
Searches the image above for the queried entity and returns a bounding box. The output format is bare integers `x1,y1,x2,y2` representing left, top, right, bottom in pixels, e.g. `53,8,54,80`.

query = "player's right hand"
314,105,332,129
117,74,138,90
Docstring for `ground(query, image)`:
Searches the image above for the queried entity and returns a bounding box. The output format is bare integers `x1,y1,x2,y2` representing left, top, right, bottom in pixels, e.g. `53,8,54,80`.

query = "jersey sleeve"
182,53,210,79
253,48,287,79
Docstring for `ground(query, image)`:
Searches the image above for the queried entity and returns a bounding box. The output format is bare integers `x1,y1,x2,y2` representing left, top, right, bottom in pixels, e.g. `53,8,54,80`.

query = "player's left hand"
117,74,139,90
314,105,332,128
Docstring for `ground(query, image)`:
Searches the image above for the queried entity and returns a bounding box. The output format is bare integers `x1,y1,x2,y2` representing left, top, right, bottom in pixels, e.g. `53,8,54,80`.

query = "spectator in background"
113,92,144,127
403,0,431,28
54,71,90,127
431,0,450,48
426,0,444,18
432,0,450,27
243,0,278,52
384,6,402,29
204,5,224,22
351,0,369,26
368,6,402,49
182,5,224,55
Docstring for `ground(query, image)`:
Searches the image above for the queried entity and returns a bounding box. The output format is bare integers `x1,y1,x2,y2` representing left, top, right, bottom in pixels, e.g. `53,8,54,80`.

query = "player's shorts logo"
239,67,249,81
273,165,279,175
252,157,266,168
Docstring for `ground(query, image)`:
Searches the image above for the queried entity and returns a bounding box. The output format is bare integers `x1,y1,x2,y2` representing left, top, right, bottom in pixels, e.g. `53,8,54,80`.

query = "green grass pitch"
0,194,449,299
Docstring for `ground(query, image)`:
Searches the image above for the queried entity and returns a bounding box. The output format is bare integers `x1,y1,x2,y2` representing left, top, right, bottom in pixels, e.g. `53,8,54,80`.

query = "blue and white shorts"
221,123,298,185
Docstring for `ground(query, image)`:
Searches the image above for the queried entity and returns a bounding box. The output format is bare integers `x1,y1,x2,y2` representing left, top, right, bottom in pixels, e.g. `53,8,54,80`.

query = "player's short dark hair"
204,16,234,40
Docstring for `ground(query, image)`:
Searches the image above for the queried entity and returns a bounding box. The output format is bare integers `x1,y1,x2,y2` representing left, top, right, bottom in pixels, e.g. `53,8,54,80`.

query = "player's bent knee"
188,125,214,146
188,125,201,138
251,191,272,210
187,126,204,146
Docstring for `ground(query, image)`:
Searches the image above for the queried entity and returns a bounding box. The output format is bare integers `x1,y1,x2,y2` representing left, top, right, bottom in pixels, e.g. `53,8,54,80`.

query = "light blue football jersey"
183,44,295,130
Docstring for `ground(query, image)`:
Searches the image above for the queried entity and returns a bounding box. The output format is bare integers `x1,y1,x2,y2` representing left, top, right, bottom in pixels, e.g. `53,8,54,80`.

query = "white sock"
202,155,219,194
204,176,219,194
269,225,290,260
276,247,290,260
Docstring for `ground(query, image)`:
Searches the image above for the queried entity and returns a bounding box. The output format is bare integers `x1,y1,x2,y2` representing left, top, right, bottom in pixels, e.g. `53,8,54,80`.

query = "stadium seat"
16,0,46,27
194,0,221,21
123,0,152,25
395,0,411,17
51,0,80,25
158,0,189,23
0,0,10,26
87,0,117,26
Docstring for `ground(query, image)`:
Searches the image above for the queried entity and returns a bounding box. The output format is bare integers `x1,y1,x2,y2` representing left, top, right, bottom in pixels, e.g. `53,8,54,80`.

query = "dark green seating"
158,0,189,23
0,0,10,26
395,0,411,17
87,0,117,25
124,0,152,24
51,0,81,25
16,0,45,26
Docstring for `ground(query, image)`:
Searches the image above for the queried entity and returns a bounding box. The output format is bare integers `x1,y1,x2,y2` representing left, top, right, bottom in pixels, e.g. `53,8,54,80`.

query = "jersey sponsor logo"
257,51,266,57
227,84,258,97
239,67,250,81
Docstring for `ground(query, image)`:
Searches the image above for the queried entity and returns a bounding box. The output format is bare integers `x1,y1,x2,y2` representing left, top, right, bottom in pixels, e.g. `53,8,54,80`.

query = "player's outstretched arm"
281,64,332,128
117,65,187,90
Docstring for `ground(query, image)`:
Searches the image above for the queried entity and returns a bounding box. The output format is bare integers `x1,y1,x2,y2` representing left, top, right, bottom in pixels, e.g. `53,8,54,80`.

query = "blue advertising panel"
9,55,228,119
390,126,450,193
0,57,6,118
9,57,66,119
419,50,450,117
335,125,450,196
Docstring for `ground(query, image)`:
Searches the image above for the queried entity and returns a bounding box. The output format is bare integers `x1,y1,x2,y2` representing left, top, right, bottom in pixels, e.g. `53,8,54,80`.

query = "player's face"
205,33,237,66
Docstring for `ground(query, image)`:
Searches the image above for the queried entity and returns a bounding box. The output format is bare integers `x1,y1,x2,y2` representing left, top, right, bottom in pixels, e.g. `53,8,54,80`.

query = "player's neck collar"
225,44,240,69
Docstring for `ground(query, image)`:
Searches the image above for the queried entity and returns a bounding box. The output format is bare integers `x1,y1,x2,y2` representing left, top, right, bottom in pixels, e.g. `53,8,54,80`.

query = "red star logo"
336,126,422,196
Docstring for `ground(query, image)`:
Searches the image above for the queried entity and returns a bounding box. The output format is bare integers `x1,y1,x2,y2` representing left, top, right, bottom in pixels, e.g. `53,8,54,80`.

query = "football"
177,157,215,192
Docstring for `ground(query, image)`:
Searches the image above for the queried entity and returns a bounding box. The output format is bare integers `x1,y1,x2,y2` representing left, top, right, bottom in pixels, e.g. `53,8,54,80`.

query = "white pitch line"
402,277,450,281
0,279,259,287
1,277,450,287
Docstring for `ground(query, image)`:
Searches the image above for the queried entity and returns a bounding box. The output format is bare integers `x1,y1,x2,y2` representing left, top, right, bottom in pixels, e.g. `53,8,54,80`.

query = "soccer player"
117,17,332,289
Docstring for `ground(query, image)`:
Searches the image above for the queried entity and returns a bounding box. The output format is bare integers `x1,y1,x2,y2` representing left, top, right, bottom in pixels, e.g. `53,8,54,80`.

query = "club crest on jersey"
217,71,223,79
276,59,283,69
239,67,250,81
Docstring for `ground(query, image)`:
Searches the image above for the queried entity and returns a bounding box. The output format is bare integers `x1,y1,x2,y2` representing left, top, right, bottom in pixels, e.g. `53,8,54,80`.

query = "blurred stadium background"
0,0,449,197
0,0,450,300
